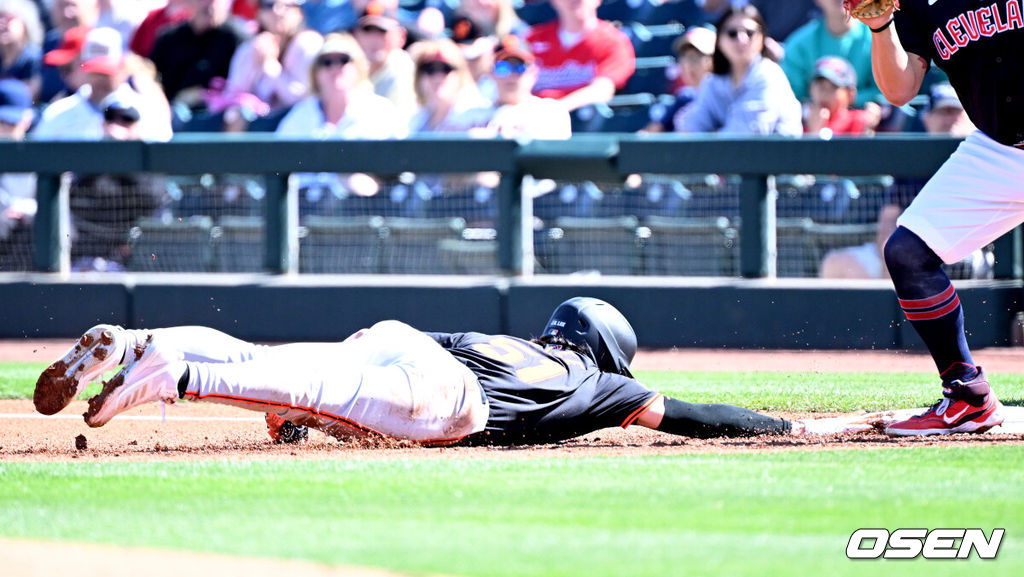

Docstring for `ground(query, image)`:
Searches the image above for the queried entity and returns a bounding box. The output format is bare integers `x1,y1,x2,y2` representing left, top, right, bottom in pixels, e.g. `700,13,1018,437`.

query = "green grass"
3,362,1024,576
1,449,1022,577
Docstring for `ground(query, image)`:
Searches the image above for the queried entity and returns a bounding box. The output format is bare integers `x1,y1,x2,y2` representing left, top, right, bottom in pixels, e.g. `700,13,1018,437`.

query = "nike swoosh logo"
942,405,969,424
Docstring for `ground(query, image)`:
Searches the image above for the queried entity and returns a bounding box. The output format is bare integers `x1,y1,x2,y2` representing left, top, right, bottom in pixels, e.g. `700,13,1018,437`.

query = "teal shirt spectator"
677,55,803,136
781,18,880,107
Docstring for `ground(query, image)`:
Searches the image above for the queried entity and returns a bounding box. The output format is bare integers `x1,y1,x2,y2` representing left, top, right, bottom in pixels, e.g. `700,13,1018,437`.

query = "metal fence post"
32,173,64,273
263,173,295,274
497,164,527,276
739,174,770,278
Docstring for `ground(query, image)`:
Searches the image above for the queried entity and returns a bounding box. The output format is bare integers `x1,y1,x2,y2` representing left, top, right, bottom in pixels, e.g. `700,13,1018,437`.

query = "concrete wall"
3,277,1020,349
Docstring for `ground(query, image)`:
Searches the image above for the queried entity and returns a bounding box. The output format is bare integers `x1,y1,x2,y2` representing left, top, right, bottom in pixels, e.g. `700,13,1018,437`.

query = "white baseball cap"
80,27,125,76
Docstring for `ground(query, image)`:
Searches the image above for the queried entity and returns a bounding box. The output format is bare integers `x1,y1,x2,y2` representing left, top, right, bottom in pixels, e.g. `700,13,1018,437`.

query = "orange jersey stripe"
621,394,660,428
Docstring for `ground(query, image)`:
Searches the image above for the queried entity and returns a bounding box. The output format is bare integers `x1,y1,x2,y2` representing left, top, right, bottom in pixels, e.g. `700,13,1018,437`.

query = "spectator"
129,0,193,59
0,78,35,269
472,35,570,140
452,0,526,39
68,89,168,272
222,0,323,130
39,0,100,103
525,0,635,111
39,25,90,103
819,84,980,279
0,0,44,97
275,33,405,210
33,27,172,141
407,37,489,133
150,0,247,127
275,32,403,138
449,14,497,104
804,56,879,137
700,0,819,44
351,0,415,116
676,5,802,136
780,0,880,108
644,25,715,133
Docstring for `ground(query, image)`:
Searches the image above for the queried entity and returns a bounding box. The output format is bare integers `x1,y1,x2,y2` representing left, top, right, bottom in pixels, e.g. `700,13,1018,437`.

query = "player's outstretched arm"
636,395,881,438
636,395,791,438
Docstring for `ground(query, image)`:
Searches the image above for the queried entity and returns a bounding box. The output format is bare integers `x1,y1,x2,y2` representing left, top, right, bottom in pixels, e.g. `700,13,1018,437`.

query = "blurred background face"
718,15,763,67
190,0,232,32
353,24,403,67
924,105,972,136
0,10,26,49
257,0,305,36
84,70,126,103
417,60,459,105
809,77,850,110
550,0,599,23
676,46,711,87
493,58,534,105
315,51,359,97
51,0,99,30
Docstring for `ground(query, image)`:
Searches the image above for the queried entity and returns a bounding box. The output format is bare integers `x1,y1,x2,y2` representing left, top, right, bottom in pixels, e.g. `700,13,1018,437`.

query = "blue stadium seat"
622,56,674,95
641,0,710,26
628,22,685,58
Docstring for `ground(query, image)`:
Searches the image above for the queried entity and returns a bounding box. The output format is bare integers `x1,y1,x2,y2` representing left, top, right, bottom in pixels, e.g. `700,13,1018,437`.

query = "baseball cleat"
34,324,127,415
83,334,183,428
266,413,309,444
886,371,1004,436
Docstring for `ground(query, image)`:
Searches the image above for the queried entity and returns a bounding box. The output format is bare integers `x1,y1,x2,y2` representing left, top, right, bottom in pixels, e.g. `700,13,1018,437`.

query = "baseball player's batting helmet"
543,297,637,377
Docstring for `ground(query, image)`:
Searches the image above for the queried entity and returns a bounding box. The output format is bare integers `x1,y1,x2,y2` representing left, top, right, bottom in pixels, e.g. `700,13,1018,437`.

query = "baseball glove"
843,0,899,19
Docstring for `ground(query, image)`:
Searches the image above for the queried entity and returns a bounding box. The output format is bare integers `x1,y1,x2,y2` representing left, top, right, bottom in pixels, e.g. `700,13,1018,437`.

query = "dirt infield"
4,341,1023,576
3,341,1024,464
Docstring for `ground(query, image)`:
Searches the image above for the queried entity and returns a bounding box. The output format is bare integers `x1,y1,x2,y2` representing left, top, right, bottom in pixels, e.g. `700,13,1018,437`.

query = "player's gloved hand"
792,412,894,436
843,0,899,29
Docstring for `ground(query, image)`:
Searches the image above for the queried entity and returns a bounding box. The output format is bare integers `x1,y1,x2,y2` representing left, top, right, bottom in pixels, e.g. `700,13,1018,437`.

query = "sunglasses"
316,54,352,69
493,60,529,78
724,27,761,40
103,110,139,125
418,62,455,76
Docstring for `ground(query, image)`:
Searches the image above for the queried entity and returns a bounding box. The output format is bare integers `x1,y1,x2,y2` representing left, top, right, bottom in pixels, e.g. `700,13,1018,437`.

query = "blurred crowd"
0,0,976,273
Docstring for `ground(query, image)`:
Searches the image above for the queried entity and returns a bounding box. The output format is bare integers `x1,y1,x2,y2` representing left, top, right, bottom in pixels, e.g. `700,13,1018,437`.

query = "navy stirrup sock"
884,227,977,382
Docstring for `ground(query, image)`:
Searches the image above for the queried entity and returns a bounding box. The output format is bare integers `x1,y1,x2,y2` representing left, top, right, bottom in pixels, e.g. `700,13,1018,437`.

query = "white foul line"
0,413,263,422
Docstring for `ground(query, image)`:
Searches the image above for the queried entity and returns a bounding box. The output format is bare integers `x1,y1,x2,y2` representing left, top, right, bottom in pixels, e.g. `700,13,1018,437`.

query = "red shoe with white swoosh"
886,369,1004,436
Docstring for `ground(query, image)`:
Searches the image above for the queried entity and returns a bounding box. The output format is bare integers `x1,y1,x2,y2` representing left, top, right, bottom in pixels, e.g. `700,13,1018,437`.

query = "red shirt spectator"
525,0,634,111
129,0,193,58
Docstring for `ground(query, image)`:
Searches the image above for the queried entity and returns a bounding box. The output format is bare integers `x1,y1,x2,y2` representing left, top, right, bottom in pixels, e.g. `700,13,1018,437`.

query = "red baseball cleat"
886,371,1004,436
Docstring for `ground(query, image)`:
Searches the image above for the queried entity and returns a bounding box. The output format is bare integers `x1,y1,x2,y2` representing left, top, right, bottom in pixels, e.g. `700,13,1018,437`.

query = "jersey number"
470,337,567,384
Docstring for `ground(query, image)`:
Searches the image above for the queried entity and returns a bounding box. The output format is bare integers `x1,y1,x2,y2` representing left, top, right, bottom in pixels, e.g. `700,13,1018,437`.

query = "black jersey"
425,332,658,445
895,0,1024,146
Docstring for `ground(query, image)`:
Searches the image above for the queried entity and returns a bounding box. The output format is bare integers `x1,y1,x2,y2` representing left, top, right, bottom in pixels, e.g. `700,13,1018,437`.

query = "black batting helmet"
542,297,637,377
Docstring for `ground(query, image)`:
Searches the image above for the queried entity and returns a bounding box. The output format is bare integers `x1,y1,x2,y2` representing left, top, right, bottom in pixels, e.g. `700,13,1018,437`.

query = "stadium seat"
622,56,675,95
629,22,685,58
438,238,501,275
546,215,642,275
300,215,385,274
597,0,650,24
214,215,265,272
127,215,215,272
641,0,709,26
379,216,466,274
642,215,737,276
